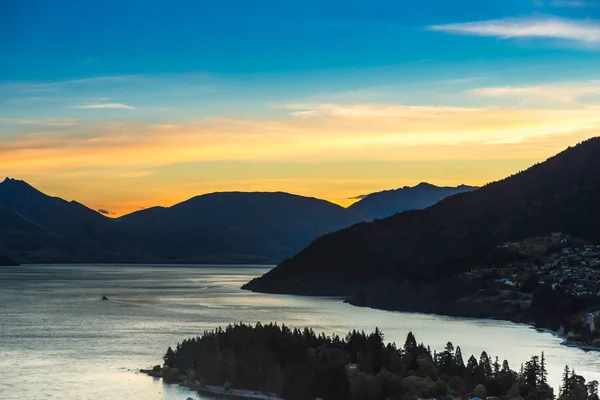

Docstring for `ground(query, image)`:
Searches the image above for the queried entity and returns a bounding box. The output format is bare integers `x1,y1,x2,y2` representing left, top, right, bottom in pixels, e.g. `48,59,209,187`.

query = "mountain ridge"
243,137,600,295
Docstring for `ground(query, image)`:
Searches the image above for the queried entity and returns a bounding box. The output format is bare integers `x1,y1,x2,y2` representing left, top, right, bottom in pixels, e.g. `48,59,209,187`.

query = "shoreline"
535,327,600,352
344,294,600,353
245,283,600,354
139,370,282,400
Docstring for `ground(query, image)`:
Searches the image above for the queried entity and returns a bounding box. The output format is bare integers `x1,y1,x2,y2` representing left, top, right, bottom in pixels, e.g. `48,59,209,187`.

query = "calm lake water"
0,264,598,400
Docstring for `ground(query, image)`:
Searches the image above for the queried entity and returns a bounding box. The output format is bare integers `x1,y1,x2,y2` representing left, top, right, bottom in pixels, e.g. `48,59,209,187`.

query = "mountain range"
243,137,600,295
0,178,468,264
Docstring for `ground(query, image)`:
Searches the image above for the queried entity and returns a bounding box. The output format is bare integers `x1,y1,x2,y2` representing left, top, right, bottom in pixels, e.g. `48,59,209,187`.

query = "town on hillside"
460,233,600,348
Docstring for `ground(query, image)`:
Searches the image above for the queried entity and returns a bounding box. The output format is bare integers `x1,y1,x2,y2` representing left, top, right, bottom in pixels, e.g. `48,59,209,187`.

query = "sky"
1,0,600,216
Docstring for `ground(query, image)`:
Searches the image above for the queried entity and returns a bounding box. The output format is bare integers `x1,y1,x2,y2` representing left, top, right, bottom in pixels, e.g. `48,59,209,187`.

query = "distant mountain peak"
0,177,43,194
348,182,477,220
2,177,26,185
414,182,436,189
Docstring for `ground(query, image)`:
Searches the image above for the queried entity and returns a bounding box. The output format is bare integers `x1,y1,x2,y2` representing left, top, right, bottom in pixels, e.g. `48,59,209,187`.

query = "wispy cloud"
0,118,80,126
348,194,368,200
466,80,600,105
280,103,423,118
32,76,134,88
535,0,600,7
2,76,136,94
2,102,598,175
97,208,116,215
551,1,592,6
72,103,135,109
429,16,600,45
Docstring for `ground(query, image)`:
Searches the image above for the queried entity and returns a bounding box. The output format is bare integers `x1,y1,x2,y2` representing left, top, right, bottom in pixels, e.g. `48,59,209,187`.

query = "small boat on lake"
101,294,109,300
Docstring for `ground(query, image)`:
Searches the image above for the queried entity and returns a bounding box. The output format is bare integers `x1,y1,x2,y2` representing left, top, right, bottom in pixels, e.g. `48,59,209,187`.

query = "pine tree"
438,342,456,375
569,369,588,400
587,380,599,398
404,332,417,354
502,359,511,374
540,352,548,385
493,356,500,376
467,355,479,375
163,346,176,368
523,356,539,389
532,355,540,386
367,327,385,374
560,365,571,400
480,351,493,378
519,363,525,380
445,342,454,355
455,346,465,370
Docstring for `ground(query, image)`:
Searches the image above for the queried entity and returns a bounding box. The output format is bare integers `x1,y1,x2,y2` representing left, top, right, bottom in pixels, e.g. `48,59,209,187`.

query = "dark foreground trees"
559,366,599,400
158,323,593,400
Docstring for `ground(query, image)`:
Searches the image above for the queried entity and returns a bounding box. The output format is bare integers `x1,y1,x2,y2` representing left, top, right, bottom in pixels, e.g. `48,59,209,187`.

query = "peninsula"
144,323,599,400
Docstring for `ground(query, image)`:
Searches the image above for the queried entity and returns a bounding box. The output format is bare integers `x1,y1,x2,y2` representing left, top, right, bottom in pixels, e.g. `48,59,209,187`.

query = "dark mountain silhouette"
0,203,50,254
117,192,363,263
0,178,114,239
348,182,477,220
0,202,46,234
0,206,27,265
0,178,125,262
0,180,363,264
243,137,600,296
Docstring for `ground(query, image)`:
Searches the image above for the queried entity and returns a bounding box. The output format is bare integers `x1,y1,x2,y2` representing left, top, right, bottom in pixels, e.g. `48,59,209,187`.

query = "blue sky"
1,0,600,214
2,0,599,79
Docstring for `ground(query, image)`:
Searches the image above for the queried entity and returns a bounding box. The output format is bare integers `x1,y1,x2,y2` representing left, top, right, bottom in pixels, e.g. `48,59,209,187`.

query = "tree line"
156,323,598,400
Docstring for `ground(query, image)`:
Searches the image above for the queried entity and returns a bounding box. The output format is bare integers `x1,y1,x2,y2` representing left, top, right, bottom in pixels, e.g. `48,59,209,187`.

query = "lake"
0,264,598,400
